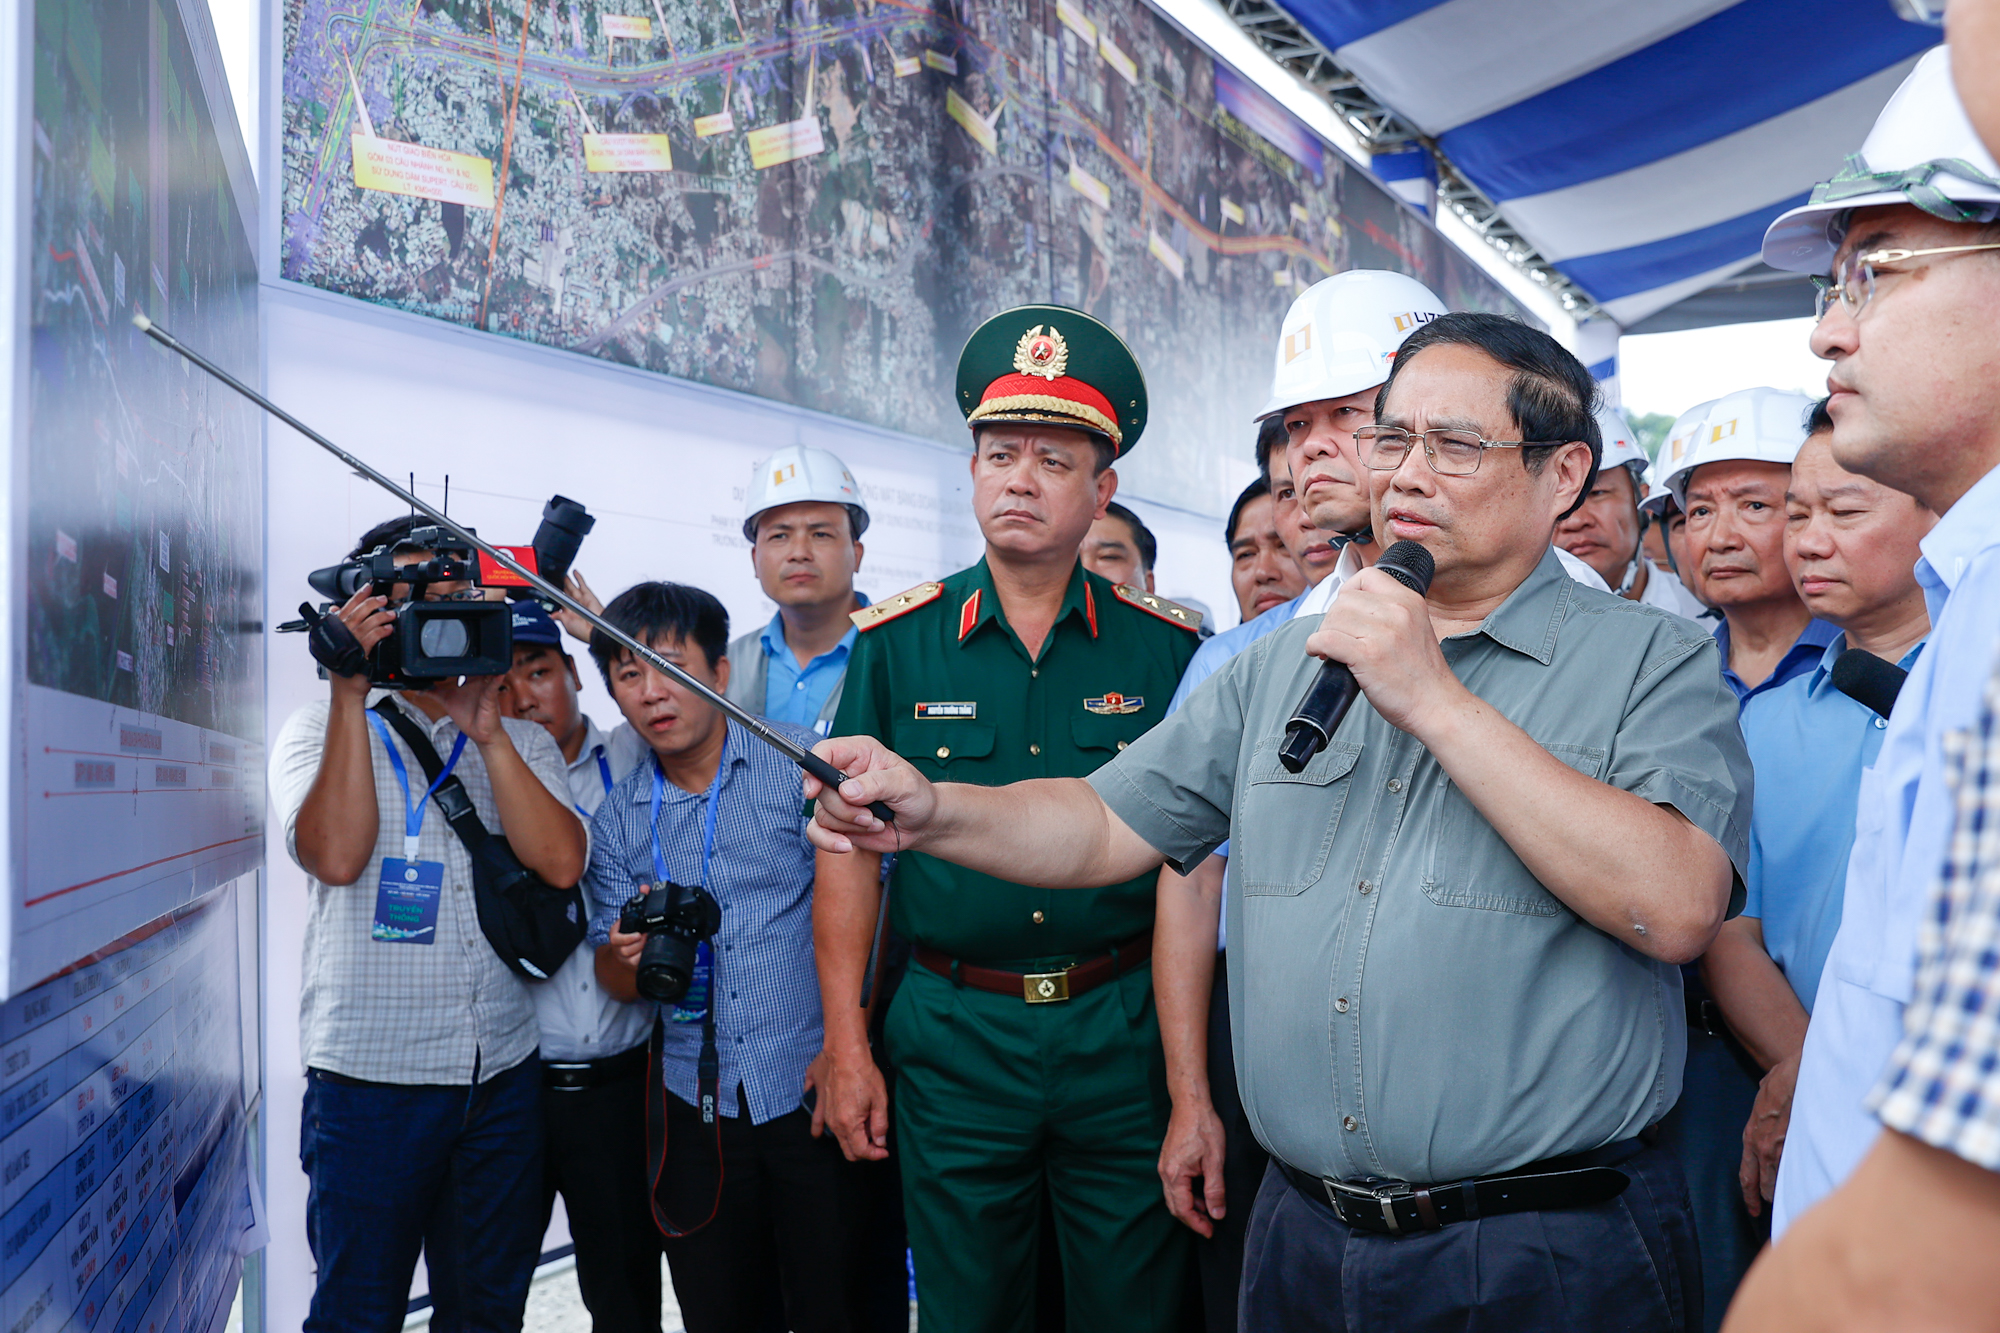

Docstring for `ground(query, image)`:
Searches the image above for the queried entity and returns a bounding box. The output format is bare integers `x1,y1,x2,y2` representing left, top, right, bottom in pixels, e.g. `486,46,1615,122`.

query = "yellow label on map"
1220,197,1244,225
351,135,495,208
1068,160,1110,209
601,14,651,38
1099,34,1137,84
892,55,920,77
1148,230,1184,280
1057,0,1096,43
693,111,735,138
583,133,673,172
1290,201,1311,225
946,88,996,155
747,115,826,169
922,49,957,74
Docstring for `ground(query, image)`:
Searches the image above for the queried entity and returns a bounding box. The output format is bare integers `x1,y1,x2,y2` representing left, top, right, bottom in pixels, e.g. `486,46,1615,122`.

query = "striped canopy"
1279,0,1939,329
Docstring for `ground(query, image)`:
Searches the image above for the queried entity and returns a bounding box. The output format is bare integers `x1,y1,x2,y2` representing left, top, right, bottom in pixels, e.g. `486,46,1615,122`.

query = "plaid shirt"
584,718,823,1125
271,692,580,1084
1871,656,2000,1169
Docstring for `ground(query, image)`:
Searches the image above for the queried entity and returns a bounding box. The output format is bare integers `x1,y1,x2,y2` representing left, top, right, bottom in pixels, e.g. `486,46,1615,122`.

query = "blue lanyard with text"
649,730,726,1122
367,713,468,863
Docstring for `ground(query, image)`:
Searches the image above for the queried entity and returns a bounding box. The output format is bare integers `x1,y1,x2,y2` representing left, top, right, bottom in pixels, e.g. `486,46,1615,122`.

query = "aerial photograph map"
281,0,1526,512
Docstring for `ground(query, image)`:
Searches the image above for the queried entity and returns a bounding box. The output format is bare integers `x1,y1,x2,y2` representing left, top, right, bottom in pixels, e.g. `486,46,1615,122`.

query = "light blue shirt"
1166,588,1312,951
758,593,867,728
1713,617,1842,707
1741,636,1924,1015
1775,463,2000,1235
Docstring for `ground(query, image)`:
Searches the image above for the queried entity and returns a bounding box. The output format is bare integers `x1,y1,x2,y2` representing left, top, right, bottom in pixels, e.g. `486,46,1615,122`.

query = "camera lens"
635,932,696,1005
420,617,470,658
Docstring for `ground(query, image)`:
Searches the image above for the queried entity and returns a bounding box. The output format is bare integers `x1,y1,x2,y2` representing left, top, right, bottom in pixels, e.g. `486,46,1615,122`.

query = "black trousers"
1194,952,1268,1333
540,1056,662,1333
657,1086,858,1333
1240,1142,1702,1331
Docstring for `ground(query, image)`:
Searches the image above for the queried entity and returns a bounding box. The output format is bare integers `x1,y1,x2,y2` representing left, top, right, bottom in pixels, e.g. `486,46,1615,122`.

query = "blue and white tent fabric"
1278,0,1939,326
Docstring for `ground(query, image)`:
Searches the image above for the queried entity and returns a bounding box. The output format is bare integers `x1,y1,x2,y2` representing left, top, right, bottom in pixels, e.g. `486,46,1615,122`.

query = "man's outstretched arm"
805,736,1167,887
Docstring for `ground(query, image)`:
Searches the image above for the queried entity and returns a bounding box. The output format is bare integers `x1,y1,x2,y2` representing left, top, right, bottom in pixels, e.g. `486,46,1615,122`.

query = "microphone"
1278,540,1435,773
1830,647,1907,721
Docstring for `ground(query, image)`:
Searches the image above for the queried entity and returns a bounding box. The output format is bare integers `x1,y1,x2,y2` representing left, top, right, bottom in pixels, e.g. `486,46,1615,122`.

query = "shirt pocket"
894,720,998,780
1236,739,1364,897
1422,743,1605,917
1070,709,1151,762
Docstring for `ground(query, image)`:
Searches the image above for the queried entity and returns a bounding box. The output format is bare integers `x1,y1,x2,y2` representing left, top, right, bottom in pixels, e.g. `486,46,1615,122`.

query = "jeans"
301,1056,545,1333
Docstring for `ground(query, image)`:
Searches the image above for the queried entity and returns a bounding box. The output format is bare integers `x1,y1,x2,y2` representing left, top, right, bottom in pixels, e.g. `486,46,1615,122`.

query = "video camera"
285,495,597,689
619,880,723,1006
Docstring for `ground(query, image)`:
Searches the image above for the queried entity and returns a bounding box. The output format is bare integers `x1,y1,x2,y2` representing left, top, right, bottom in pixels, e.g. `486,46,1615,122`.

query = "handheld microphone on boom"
1277,540,1435,774
1830,647,1907,721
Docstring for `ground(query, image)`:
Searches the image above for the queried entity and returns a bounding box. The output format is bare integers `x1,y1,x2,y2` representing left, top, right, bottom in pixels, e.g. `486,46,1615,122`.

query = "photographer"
582,581,855,1333
271,515,587,1333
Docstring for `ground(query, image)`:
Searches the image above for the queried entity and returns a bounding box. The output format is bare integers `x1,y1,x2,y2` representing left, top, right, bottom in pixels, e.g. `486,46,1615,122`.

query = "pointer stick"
133,312,895,824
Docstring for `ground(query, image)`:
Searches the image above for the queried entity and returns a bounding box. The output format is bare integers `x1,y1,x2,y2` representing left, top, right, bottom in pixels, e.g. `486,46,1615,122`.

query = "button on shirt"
532,716,653,1063
582,718,823,1125
1741,637,1925,1012
759,595,867,730
271,694,578,1084
1090,549,1753,1184
1776,463,2000,1235
1713,617,1841,707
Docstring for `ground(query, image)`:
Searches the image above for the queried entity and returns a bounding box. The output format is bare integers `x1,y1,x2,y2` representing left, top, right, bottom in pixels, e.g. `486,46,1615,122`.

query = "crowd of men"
270,38,2000,1333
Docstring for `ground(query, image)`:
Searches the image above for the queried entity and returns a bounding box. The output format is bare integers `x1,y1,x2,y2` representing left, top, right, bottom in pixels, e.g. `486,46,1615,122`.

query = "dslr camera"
618,880,723,1005
286,495,596,689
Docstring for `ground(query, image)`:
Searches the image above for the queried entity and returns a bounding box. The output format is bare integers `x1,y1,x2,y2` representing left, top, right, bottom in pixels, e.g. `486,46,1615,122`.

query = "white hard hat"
1652,399,1718,510
1255,270,1448,420
1595,405,1648,476
1763,47,2000,273
1659,388,1817,505
1639,463,1675,517
742,445,870,541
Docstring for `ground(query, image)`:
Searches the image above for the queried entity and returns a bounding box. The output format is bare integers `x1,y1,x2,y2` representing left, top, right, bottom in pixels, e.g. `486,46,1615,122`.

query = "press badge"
372,858,443,944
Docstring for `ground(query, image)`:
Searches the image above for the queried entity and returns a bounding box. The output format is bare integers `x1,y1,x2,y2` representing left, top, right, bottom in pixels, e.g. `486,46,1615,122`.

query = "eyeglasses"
1354,426,1560,477
1813,242,2000,320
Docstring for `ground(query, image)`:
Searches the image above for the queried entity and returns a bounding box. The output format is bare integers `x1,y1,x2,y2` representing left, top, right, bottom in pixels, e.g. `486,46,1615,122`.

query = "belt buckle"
1022,970,1070,1003
1325,1179,1411,1234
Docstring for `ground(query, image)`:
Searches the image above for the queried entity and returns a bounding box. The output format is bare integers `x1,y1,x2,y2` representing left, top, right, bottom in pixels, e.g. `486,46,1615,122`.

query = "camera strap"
366,710,467,864
649,731,726,1125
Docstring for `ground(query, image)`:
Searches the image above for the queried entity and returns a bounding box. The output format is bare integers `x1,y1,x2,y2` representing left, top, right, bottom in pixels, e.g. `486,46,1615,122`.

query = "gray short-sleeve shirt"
1089,549,1751,1184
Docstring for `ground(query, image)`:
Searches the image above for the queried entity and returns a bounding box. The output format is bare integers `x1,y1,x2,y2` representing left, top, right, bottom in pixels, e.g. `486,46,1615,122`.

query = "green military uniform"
830,306,1203,1333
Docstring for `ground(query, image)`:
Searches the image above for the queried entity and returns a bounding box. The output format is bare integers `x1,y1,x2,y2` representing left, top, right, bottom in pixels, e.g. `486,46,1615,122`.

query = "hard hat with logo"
1255,270,1448,421
1651,399,1718,511
742,444,870,542
1659,388,1817,504
1595,405,1649,478
1763,47,2000,274
1639,463,1676,517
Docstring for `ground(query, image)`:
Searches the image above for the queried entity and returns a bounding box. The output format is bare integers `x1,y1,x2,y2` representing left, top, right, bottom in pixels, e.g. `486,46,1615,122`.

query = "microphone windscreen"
1375,540,1436,596
1829,647,1906,720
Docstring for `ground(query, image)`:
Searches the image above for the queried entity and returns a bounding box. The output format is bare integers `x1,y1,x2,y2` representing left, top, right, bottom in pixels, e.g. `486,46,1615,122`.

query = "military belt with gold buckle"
910,931,1154,1005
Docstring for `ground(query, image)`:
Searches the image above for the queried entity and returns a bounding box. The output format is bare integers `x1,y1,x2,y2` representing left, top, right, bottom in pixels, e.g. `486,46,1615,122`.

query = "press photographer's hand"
555,571,604,645
430,672,511,747
329,586,396,695
804,736,936,853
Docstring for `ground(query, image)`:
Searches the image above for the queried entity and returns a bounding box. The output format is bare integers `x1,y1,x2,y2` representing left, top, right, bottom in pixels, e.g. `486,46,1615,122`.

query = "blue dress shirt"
759,592,868,728
1775,463,2000,1235
584,718,823,1124
1713,617,1841,707
1742,636,1925,1013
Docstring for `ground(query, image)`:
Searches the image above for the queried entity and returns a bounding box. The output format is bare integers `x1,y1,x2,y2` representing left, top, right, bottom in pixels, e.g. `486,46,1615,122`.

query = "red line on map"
24,835,260,908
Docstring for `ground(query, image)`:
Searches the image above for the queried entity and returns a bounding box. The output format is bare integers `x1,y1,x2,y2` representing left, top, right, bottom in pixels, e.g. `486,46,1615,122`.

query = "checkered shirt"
1871,655,2000,1169
271,691,581,1085
584,718,823,1125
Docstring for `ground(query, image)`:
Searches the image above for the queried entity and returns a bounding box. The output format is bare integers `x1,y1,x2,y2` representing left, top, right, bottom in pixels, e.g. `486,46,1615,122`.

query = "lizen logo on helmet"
1392,310,1441,334
1283,324,1313,364
1708,418,1739,444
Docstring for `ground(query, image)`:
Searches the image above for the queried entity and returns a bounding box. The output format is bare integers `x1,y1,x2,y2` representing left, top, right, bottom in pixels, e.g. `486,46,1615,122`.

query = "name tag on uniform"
373,858,443,943
914,702,977,719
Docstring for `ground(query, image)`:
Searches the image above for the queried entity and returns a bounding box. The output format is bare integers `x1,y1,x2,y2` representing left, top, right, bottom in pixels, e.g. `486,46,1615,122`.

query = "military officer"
812,306,1202,1333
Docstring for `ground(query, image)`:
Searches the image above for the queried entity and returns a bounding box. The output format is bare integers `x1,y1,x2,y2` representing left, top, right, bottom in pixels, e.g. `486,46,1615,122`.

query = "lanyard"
574,745,615,818
649,731,726,891
367,712,468,863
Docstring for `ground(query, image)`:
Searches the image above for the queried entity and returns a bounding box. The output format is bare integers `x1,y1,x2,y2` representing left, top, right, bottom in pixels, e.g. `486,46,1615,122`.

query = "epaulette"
1114,585,1203,633
851,582,944,631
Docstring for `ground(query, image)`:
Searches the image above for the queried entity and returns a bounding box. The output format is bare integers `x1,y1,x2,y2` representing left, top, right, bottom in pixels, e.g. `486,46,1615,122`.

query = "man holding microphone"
810,313,1752,1328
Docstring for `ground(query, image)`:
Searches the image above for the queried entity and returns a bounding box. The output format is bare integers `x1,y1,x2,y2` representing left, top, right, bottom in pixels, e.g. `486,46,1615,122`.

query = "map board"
19,0,265,986
277,0,1530,516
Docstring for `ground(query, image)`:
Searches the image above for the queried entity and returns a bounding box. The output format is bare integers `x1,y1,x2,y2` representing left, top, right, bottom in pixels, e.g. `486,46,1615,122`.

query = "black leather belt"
1279,1137,1642,1236
542,1040,648,1091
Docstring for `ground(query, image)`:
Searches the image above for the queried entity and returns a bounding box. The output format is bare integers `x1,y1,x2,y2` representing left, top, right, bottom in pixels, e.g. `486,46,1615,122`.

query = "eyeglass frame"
1812,242,2000,320
1353,425,1571,477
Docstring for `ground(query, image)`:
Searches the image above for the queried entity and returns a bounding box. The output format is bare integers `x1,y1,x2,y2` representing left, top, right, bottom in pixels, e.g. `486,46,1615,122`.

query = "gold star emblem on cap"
1013,325,1069,381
